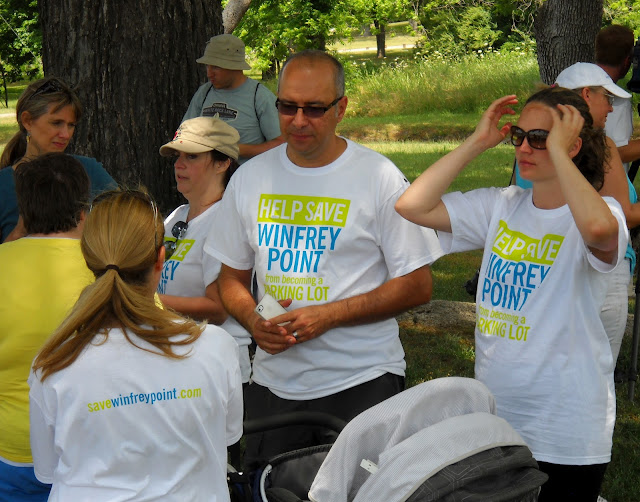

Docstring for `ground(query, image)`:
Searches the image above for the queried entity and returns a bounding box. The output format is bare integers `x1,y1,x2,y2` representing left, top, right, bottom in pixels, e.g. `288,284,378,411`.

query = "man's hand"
252,298,297,354
268,303,338,344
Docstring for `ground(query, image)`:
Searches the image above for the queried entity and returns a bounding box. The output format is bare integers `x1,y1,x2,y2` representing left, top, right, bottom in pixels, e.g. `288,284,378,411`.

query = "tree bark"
534,0,603,84
374,20,386,59
223,0,252,34
39,0,222,213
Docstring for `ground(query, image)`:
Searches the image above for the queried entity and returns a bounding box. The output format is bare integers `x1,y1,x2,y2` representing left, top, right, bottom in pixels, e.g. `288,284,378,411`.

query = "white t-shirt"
440,186,628,465
605,96,634,172
161,204,252,382
204,140,443,400
28,325,243,501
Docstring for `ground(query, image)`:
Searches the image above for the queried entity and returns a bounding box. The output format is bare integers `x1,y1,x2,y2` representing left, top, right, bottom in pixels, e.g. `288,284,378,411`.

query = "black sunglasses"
510,126,549,150
164,221,188,261
275,96,343,119
30,79,66,100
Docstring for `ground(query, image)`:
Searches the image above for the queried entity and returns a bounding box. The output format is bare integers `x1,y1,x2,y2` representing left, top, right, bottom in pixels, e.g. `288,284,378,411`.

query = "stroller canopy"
309,377,546,502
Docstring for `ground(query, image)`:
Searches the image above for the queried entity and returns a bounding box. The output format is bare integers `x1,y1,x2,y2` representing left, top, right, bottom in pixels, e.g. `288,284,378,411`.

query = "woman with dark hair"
0,76,115,242
515,64,640,369
28,188,242,501
396,88,628,501
158,117,252,384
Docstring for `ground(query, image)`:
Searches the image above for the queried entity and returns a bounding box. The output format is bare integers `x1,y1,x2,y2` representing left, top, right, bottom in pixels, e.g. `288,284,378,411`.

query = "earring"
25,131,31,143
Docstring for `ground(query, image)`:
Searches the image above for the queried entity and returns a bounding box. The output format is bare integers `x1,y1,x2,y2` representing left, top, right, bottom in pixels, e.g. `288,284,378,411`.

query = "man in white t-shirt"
596,25,639,171
204,50,443,468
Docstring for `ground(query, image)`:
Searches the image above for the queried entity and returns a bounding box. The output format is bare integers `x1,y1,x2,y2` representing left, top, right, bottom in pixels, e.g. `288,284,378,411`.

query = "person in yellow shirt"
0,153,94,500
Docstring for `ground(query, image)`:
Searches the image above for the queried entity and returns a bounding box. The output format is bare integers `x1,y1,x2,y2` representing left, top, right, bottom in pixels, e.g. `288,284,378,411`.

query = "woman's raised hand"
470,95,518,152
546,104,584,157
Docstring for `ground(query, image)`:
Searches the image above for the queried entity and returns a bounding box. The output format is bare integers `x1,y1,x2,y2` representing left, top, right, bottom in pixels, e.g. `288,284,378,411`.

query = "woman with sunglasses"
396,88,628,501
158,117,253,384
28,188,242,501
514,65,639,371
0,77,115,243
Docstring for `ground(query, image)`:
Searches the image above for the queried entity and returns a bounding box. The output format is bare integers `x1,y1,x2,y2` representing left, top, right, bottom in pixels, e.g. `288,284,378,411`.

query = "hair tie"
105,264,120,273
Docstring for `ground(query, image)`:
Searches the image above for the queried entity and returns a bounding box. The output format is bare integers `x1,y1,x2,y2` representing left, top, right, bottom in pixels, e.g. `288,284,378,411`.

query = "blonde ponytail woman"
28,189,242,502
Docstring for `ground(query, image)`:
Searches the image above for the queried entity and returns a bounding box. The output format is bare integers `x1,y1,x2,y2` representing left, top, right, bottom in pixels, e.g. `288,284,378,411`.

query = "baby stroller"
228,411,347,502
238,377,548,502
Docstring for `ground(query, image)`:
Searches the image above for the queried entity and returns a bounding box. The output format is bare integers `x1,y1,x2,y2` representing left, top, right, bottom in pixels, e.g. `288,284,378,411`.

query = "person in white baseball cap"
555,62,631,130
555,62,640,381
158,117,254,387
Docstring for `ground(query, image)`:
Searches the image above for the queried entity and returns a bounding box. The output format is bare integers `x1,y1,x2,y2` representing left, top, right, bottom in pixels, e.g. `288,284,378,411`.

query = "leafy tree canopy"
0,0,41,82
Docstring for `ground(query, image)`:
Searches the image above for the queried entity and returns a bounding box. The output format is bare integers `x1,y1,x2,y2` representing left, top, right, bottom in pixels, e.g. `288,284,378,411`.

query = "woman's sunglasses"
510,126,549,150
164,221,188,261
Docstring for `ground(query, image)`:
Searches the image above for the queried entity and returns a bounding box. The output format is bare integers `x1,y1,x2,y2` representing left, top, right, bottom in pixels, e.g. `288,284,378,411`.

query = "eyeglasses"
601,90,615,106
164,221,188,261
275,96,343,118
510,126,549,150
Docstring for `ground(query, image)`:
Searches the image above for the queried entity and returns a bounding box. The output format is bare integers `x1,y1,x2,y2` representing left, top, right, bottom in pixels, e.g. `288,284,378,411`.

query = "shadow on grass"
400,322,475,387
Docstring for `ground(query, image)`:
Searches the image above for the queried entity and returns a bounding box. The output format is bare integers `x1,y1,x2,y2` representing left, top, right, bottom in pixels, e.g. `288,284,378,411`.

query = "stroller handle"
243,411,347,435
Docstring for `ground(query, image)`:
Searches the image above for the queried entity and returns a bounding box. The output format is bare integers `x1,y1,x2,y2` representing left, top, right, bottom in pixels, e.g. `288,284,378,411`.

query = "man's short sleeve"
379,182,443,278
182,82,210,123
203,181,255,271
255,85,281,142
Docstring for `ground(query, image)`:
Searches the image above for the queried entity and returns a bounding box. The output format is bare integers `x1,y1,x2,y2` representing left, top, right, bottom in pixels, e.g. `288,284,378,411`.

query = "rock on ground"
397,300,636,339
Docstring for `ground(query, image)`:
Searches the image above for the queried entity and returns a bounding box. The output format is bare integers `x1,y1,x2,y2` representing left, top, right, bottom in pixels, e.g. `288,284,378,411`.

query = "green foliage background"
0,0,41,81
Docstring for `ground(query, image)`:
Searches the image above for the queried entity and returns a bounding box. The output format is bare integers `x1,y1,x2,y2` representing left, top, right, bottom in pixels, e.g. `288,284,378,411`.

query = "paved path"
335,44,416,53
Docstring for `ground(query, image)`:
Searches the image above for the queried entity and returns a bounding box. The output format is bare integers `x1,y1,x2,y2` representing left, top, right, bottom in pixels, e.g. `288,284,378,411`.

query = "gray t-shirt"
183,78,281,163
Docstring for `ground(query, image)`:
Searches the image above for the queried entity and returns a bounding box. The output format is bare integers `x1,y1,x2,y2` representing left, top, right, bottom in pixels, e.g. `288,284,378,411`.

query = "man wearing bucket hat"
158,116,253,386
182,34,283,164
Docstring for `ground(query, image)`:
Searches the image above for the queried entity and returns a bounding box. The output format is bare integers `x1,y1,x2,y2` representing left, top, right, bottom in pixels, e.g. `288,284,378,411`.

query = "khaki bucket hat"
196,34,251,70
159,117,240,160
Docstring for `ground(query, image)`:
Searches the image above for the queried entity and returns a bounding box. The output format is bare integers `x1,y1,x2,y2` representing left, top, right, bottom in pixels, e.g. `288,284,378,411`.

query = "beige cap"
159,117,240,160
196,34,251,70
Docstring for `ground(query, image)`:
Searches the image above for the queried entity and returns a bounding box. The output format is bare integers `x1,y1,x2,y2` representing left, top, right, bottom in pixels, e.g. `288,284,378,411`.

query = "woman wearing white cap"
158,117,253,384
514,63,640,369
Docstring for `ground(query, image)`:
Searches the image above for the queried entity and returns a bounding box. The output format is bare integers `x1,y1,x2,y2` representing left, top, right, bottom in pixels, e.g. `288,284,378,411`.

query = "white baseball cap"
555,62,631,98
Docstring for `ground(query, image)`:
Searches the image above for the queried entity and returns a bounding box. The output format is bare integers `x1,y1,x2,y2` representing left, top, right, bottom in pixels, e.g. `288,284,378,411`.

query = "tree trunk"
223,0,252,34
0,65,7,107
374,20,386,59
38,0,222,214
534,0,603,84
262,59,278,80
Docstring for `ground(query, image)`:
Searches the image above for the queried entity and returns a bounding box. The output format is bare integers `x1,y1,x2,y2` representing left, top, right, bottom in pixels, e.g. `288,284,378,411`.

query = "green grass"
343,51,540,118
365,140,513,302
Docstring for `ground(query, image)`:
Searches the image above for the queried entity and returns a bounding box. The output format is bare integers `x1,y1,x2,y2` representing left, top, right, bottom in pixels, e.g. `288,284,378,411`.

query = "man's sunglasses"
275,96,343,119
510,126,549,150
164,220,188,261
